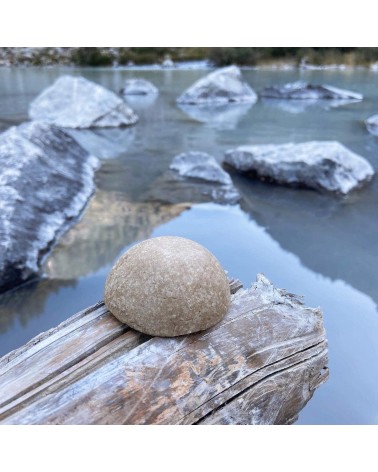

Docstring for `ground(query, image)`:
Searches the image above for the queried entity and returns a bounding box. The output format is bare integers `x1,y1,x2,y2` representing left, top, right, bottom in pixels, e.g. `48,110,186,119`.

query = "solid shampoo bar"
104,236,230,337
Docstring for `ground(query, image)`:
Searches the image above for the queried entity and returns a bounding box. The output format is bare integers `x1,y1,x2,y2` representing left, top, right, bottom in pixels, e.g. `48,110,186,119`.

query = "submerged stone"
120,78,158,96
260,81,363,100
0,121,99,293
29,75,138,128
104,236,231,337
177,66,257,105
224,141,374,195
365,114,378,136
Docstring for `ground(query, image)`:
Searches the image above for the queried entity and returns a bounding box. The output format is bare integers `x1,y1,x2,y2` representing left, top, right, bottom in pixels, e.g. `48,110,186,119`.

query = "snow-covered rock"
365,114,378,136
0,122,99,293
224,141,374,194
177,66,258,105
120,78,158,96
260,81,363,100
29,75,138,128
170,151,232,185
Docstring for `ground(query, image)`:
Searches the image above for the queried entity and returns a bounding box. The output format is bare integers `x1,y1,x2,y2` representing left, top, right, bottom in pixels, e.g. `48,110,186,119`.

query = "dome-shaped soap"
104,236,230,337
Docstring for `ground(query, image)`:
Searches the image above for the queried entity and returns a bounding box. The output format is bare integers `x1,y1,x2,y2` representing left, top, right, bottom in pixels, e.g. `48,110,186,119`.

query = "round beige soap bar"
104,236,230,337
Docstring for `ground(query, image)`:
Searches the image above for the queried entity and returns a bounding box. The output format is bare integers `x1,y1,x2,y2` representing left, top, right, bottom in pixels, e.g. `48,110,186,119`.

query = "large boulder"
177,66,257,105
0,121,99,293
365,114,378,136
120,78,158,96
260,81,363,100
224,141,374,194
29,75,138,128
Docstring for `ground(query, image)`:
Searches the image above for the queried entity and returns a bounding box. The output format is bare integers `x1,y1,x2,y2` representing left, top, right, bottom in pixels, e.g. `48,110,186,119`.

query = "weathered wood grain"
0,274,328,424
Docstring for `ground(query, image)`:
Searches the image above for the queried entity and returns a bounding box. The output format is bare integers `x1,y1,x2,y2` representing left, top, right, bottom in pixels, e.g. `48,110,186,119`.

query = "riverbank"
2,47,378,70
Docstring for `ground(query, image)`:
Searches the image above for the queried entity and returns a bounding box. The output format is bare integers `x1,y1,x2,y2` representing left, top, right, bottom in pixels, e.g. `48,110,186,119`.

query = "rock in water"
365,114,378,136
224,141,374,194
0,121,99,293
29,75,138,128
260,81,363,100
170,151,232,185
168,151,240,204
176,66,257,105
104,236,230,337
120,78,158,96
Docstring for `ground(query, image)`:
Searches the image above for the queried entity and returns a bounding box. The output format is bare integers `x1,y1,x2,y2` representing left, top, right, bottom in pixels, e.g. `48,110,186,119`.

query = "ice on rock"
29,75,138,128
224,141,374,195
0,121,99,292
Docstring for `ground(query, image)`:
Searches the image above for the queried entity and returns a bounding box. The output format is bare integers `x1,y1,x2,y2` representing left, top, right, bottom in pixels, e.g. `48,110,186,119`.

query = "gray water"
1,66,378,425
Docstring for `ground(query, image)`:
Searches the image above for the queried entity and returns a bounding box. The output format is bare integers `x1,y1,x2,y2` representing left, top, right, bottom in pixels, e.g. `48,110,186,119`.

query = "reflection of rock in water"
142,170,240,205
66,127,135,159
233,173,378,304
0,278,76,334
260,97,361,114
124,94,158,111
177,102,252,129
44,191,190,280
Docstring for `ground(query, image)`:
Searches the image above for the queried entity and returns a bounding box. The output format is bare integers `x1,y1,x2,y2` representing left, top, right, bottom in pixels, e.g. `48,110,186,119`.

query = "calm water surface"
1,66,378,424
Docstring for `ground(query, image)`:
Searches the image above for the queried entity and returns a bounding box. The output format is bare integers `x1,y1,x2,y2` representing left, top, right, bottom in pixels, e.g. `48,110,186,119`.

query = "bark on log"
0,275,328,425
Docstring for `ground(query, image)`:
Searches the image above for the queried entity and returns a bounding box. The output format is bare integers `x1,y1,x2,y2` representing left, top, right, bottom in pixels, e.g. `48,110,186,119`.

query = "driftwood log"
0,274,328,425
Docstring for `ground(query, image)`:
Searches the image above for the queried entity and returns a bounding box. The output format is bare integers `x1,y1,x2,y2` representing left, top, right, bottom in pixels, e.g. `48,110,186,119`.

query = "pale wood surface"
0,275,328,425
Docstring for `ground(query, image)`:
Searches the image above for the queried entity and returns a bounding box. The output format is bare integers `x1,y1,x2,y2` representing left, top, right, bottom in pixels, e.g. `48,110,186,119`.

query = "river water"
1,66,378,424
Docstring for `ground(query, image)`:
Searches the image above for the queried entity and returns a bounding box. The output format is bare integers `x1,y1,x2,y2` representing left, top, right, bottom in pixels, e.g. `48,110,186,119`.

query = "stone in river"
167,151,240,204
224,141,374,195
120,78,158,96
260,81,363,100
177,66,257,105
0,121,99,293
29,75,138,128
365,114,378,136
104,236,230,337
170,151,232,185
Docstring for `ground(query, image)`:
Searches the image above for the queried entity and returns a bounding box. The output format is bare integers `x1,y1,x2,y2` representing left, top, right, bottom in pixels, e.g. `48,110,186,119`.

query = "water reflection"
44,190,190,280
124,93,158,110
143,170,239,205
67,127,136,159
260,97,362,114
177,102,253,129
231,174,378,305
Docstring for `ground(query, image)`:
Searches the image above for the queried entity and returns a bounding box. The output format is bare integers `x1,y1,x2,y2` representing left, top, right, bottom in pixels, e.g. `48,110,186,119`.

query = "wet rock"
29,75,138,128
365,114,378,136
0,121,99,293
224,141,374,194
120,78,158,96
177,66,257,105
104,236,230,337
260,81,363,100
170,151,232,185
